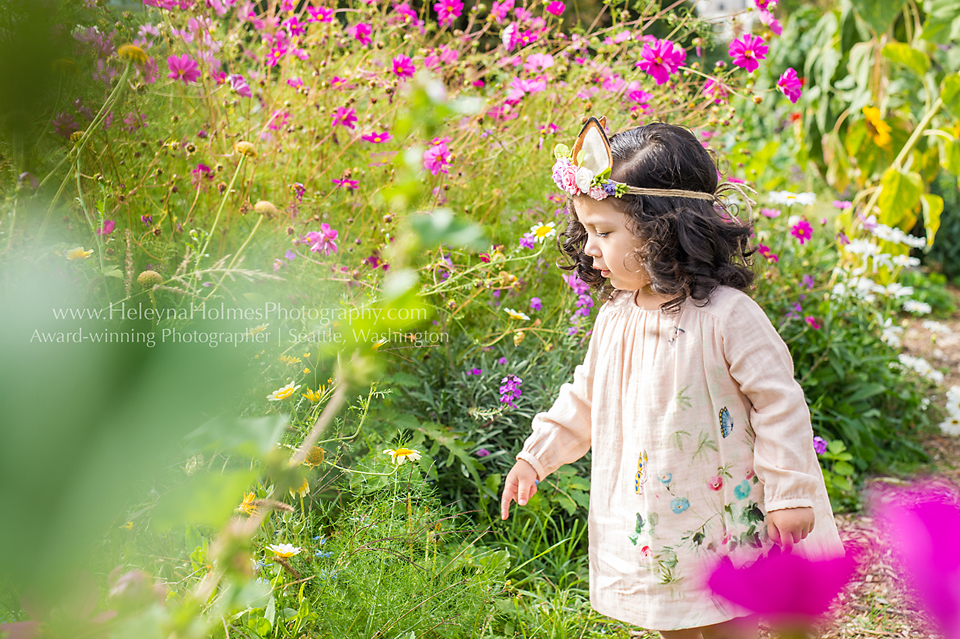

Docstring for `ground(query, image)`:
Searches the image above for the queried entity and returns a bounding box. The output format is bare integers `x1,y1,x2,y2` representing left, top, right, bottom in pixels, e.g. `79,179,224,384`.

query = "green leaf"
877,168,924,227
847,382,887,403
827,439,847,454
553,143,570,160
184,415,288,459
941,136,960,174
409,208,487,251
151,469,258,530
834,461,856,476
881,42,931,76
920,193,944,246
922,0,960,43
942,74,960,119
852,0,907,34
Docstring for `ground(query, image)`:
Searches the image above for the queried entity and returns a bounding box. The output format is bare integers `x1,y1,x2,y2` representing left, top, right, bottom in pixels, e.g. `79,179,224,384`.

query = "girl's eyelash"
595,232,610,238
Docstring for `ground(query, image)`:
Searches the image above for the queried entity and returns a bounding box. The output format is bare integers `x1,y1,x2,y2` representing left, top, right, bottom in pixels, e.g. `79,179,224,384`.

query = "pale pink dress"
517,285,845,631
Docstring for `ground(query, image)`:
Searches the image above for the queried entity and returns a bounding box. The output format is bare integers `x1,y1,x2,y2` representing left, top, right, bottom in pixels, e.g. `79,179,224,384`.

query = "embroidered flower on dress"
670,497,690,514
658,472,672,484
734,480,751,500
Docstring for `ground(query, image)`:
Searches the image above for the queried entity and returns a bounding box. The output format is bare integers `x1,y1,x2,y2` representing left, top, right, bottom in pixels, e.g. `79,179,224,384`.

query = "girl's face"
574,196,649,291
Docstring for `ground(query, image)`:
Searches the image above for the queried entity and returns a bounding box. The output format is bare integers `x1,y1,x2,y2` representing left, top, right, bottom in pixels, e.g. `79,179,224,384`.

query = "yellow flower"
66,247,93,260
237,492,258,515
120,521,133,530
383,447,422,465
279,355,302,364
372,340,386,351
303,352,311,358
289,477,309,498
248,324,268,335
266,543,302,558
304,446,326,468
503,307,530,321
267,382,301,401
863,106,892,148
302,387,323,402
235,141,258,158
529,221,556,242
70,131,84,144
303,367,311,375
117,43,149,65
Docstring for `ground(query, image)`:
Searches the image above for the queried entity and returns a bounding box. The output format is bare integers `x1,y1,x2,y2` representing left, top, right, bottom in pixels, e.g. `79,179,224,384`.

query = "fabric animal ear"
571,116,613,176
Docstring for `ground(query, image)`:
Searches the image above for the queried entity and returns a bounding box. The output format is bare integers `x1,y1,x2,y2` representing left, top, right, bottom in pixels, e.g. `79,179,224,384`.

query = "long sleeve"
516,308,604,481
720,293,819,512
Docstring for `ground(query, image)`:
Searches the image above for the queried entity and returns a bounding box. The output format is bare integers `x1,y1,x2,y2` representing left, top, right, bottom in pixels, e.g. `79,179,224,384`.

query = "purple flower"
228,74,252,97
790,219,813,245
285,250,297,261
497,357,507,365
519,232,537,249
708,549,858,627
140,214,152,225
434,0,463,28
466,367,482,375
391,54,416,79
52,111,79,139
801,274,814,289
813,436,827,455
499,374,523,407
167,54,201,83
304,223,339,255
475,448,491,457
332,178,359,190
876,487,960,638
530,297,542,312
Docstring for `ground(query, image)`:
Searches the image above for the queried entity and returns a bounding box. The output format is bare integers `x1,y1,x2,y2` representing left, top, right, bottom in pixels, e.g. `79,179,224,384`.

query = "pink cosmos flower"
304,224,339,255
804,316,821,329
757,244,779,263
502,23,520,51
287,77,303,89
545,0,564,16
331,106,357,129
346,22,373,46
758,8,782,35
760,208,781,218
392,54,416,79
228,74,252,97
790,219,813,245
728,34,768,73
490,0,514,23
703,78,730,103
331,178,359,190
875,486,960,638
307,5,334,22
96,220,116,236
330,76,349,90
777,68,802,104
628,88,653,108
833,200,852,209
167,54,201,83
283,16,305,36
708,549,858,627
423,140,452,176
361,130,392,143
434,0,463,28
636,38,685,85
268,110,290,131
524,52,554,73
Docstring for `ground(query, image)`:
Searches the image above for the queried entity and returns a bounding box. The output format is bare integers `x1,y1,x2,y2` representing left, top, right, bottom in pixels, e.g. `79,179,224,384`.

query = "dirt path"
786,286,960,639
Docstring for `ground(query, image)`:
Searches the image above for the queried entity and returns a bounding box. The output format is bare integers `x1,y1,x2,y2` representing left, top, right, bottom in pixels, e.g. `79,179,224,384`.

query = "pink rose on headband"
589,186,608,200
552,159,578,195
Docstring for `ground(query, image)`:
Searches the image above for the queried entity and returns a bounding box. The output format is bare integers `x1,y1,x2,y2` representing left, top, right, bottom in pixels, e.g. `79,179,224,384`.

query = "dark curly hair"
558,122,755,313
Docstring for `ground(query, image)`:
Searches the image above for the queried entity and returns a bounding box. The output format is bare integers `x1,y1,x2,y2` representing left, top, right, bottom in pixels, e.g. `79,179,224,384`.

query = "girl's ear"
572,117,613,176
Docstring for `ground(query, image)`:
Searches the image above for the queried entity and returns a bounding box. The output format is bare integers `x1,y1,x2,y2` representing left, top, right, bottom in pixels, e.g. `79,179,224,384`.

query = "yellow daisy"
117,43,149,65
66,247,93,260
304,446,326,468
267,382,301,401
383,447,422,465
862,106,892,148
289,477,309,498
237,492,258,515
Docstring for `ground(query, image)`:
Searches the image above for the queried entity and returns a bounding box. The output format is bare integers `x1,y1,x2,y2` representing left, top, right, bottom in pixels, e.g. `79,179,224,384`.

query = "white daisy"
892,254,921,268
902,299,932,315
529,221,556,243
267,543,302,558
922,320,952,334
939,415,960,437
768,190,816,206
503,307,531,321
383,447,422,464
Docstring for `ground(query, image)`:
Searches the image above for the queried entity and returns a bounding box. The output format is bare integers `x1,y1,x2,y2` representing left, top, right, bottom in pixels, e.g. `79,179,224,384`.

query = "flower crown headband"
550,116,756,218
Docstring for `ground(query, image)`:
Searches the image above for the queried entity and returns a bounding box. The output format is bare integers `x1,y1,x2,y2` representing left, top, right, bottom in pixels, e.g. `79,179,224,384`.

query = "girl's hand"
766,506,815,550
500,459,539,520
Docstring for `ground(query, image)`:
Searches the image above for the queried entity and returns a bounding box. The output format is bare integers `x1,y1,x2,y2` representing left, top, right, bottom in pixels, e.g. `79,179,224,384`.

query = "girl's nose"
584,235,601,257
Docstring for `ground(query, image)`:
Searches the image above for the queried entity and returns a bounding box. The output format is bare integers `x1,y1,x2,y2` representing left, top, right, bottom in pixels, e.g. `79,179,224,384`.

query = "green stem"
195,155,246,271
202,213,264,302
860,96,943,219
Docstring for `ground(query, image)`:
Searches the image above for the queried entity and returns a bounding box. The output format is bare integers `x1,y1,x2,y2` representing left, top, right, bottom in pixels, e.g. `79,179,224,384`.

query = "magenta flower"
228,74,252,97
876,487,960,638
703,78,730,103
283,16,305,36
287,77,303,89
167,54,201,83
635,38,685,85
758,8,782,35
332,178,359,190
307,5,333,21
790,219,813,245
490,0,514,23
777,68,802,104
392,54,416,79
813,436,827,455
423,141,452,176
331,106,357,129
499,374,523,408
304,223,339,255
268,110,290,131
708,549,857,628
760,208,781,218
475,448,491,457
530,297,542,312
804,316,821,329
519,232,536,250
728,34,768,73
833,200,852,209
757,244,779,263
346,22,373,46
434,0,463,28
545,0,564,15
96,220,116,236
361,130,392,143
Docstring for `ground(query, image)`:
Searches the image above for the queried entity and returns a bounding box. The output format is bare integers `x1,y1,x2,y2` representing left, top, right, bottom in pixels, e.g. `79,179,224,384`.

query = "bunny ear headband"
551,116,756,217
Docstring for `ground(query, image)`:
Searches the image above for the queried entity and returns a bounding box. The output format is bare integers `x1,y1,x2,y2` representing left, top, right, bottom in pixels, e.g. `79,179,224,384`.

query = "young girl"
500,119,845,639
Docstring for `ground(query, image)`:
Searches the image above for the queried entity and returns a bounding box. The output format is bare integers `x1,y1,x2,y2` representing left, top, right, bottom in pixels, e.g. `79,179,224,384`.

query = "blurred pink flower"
346,22,373,46
708,549,857,628
804,316,821,329
167,54,201,83
96,220,116,236
305,224,339,255
523,52,553,73
283,16,305,36
307,5,334,22
876,487,960,638
123,112,147,132
545,0,564,16
703,78,730,104
636,38,685,85
268,110,290,130
728,34,768,73
331,178,359,190
760,208,781,218
331,106,357,129
228,73,252,97
361,130,392,143
392,54,416,78
490,0,514,23
833,200,852,209
757,244,779,263
758,8,782,35
790,219,813,244
52,112,79,139
502,23,520,51
434,0,463,28
777,68,802,104
287,77,303,88
423,140,452,175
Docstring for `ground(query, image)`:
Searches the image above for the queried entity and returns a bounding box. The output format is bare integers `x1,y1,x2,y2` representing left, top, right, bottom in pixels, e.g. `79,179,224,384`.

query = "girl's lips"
600,269,610,276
